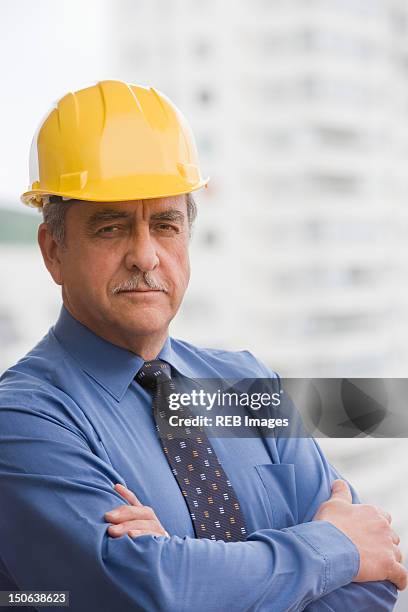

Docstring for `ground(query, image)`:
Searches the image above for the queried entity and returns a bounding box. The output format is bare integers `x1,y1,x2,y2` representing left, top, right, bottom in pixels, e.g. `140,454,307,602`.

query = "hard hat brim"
21,177,209,208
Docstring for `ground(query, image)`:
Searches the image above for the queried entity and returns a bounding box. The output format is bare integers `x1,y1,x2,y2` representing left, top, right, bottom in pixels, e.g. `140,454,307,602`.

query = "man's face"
48,195,191,348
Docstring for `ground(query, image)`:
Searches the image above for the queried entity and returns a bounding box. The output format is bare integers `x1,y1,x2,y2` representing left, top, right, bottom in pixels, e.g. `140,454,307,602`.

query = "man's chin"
113,307,171,337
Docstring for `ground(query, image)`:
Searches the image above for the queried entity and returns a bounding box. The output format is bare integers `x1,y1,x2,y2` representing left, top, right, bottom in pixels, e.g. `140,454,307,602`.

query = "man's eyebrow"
85,208,133,229
150,209,185,223
85,207,186,230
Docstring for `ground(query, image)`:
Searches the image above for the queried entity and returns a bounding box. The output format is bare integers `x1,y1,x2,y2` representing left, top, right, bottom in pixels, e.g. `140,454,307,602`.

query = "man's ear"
37,222,64,286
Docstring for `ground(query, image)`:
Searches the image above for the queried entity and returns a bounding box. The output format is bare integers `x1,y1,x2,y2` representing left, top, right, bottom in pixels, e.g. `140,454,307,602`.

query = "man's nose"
124,226,159,272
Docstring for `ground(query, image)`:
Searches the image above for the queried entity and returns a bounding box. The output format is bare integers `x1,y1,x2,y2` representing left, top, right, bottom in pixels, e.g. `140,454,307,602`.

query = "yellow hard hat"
21,79,209,207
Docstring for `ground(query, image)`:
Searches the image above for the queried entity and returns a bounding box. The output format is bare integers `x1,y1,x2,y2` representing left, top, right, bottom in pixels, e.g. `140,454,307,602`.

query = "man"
0,80,405,611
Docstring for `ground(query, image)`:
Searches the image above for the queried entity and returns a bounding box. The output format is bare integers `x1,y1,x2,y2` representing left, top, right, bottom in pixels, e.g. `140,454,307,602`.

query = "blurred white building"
108,0,408,379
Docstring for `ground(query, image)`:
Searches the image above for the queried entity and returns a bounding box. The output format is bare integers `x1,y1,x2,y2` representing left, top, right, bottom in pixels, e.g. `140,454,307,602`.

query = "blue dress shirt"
0,305,397,611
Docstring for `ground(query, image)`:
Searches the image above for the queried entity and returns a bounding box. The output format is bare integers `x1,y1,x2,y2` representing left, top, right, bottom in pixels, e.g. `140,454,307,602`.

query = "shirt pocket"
254,463,298,529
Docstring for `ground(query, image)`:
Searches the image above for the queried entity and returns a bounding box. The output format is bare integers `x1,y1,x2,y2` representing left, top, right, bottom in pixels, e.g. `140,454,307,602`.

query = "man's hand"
105,483,170,539
314,479,407,590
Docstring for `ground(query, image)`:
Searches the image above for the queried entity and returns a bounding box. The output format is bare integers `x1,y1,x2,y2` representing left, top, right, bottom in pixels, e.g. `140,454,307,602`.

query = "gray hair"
41,192,197,246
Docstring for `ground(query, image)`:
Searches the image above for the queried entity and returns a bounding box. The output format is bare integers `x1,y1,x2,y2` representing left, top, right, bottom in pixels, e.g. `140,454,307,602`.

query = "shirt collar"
52,304,194,401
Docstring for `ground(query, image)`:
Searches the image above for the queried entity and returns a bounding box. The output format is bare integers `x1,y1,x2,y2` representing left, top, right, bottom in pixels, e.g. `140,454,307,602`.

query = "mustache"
111,272,169,295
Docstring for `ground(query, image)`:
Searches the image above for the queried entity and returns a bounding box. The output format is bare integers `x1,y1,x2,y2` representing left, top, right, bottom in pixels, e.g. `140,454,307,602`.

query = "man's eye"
97,225,121,234
155,223,179,234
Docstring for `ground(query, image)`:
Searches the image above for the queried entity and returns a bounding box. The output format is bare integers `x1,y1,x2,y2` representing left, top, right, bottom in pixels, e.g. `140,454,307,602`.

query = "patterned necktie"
135,359,248,542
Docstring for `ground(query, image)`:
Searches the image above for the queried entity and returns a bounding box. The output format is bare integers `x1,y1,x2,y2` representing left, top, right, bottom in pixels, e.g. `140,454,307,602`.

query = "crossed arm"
0,405,402,611
107,479,403,611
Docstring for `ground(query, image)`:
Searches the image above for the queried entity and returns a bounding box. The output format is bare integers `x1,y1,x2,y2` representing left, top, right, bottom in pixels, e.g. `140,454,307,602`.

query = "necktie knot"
136,359,172,391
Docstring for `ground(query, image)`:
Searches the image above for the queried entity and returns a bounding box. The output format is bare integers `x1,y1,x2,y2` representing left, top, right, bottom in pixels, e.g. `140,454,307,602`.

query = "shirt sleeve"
278,434,398,611
271,381,397,610
241,353,398,611
0,402,361,612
